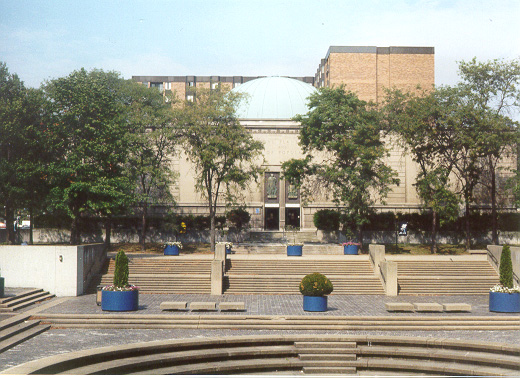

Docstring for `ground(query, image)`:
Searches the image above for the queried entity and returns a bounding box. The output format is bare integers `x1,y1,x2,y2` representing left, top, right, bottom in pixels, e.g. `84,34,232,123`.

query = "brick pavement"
1,291,520,372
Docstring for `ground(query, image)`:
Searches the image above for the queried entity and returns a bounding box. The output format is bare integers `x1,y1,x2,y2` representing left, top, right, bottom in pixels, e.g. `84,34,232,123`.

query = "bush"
500,245,514,288
113,250,129,288
299,272,333,296
227,208,251,230
313,209,340,231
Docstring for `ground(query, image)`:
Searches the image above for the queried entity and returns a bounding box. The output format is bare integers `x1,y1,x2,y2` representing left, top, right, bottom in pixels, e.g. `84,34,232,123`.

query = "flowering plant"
490,284,520,294
164,241,183,249
102,284,139,292
342,241,361,246
300,272,333,296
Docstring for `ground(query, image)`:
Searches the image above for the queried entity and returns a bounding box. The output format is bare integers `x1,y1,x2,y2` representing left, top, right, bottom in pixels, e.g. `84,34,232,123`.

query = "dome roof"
232,76,316,119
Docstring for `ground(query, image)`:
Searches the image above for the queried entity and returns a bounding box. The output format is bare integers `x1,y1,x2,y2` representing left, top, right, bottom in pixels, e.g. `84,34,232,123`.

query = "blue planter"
303,295,328,312
344,245,359,255
0,277,4,298
226,247,232,254
287,245,303,256
489,291,520,313
164,245,180,256
101,289,139,312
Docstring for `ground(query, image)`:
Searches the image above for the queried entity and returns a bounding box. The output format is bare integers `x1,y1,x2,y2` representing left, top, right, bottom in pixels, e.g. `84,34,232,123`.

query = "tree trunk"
5,204,15,245
431,210,437,254
140,203,147,252
29,207,33,245
465,201,471,251
70,216,80,245
209,203,216,253
490,158,498,245
104,217,112,250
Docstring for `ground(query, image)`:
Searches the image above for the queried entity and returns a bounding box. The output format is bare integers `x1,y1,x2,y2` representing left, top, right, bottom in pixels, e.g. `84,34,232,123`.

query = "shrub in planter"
300,273,333,312
227,208,251,230
164,241,183,255
102,250,139,312
489,245,520,313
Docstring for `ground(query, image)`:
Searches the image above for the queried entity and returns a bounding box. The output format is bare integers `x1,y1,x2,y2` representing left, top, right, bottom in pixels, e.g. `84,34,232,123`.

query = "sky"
1,0,519,89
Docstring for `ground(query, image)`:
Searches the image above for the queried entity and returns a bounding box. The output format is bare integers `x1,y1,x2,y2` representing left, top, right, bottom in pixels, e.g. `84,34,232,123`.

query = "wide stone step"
0,292,55,312
0,323,50,353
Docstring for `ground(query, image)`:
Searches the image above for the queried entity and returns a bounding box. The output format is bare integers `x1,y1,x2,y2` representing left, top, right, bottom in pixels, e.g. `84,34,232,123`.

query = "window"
150,82,164,92
165,82,171,90
187,94,194,102
211,82,219,90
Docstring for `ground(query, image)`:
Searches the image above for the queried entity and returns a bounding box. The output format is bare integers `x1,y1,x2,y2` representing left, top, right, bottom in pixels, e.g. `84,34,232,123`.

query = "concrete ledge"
385,302,414,312
219,302,245,311
443,303,472,312
159,302,187,311
189,302,217,311
414,303,443,312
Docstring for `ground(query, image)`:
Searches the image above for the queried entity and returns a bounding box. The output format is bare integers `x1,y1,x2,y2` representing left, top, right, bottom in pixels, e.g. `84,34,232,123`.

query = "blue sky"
1,0,519,88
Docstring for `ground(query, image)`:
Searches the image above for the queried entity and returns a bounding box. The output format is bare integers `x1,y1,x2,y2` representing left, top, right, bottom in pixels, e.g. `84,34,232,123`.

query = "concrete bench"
413,302,443,312
443,303,472,312
219,302,246,311
160,302,187,311
385,302,415,312
189,302,217,311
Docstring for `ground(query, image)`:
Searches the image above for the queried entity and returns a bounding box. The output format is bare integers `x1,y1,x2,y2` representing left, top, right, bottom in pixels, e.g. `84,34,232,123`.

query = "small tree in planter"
489,245,520,313
285,225,303,256
101,250,139,311
300,272,333,312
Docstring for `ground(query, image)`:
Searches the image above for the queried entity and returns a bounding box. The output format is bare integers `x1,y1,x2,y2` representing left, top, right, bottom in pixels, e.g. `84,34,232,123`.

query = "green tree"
43,68,132,245
282,86,398,243
178,87,264,252
458,58,520,244
383,88,460,253
499,245,514,289
122,80,179,252
0,62,48,244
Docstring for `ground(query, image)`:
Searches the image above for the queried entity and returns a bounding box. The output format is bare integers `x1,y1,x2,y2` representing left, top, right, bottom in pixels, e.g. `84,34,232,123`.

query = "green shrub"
227,208,251,230
500,245,514,288
113,250,129,287
313,209,340,231
299,272,333,296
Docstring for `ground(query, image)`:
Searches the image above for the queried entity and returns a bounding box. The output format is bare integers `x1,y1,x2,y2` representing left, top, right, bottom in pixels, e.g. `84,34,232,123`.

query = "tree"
282,86,398,243
178,87,264,252
458,57,520,244
43,68,132,245
383,88,460,253
122,80,179,252
0,62,47,244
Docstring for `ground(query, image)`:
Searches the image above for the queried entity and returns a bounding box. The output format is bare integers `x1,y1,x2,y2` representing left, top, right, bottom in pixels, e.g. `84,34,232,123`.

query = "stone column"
211,260,223,295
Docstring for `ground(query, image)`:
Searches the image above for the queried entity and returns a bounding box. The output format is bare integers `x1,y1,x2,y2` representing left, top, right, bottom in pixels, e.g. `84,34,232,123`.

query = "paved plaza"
1,290,520,372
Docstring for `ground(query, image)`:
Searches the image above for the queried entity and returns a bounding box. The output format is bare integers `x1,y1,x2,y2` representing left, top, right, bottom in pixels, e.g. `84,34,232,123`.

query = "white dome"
232,76,316,119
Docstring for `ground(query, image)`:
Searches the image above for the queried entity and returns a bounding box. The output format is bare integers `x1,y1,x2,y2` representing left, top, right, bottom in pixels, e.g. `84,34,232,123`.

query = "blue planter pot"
225,247,232,254
489,291,520,313
0,277,4,298
101,289,139,312
344,245,359,255
303,295,328,312
287,245,303,256
164,245,180,256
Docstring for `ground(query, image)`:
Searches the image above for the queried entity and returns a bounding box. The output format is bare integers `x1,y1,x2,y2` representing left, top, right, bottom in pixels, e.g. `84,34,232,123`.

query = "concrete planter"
164,245,180,256
303,295,328,312
343,245,359,255
489,292,520,313
101,289,139,312
287,245,303,256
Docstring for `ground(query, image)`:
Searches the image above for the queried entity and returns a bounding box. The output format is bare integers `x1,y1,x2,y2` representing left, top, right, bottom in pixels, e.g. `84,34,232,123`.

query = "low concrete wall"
0,244,105,297
487,245,520,286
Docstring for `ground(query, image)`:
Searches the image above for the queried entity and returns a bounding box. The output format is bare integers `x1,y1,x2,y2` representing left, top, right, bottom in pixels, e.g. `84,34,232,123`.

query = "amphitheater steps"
224,257,384,295
394,260,499,295
296,341,357,375
233,244,344,255
0,289,55,312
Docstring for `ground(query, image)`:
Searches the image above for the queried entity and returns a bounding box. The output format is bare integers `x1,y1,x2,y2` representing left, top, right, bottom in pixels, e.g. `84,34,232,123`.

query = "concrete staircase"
232,243,344,255
224,256,384,295
392,258,499,295
97,256,213,294
0,313,50,353
249,231,320,244
0,289,55,312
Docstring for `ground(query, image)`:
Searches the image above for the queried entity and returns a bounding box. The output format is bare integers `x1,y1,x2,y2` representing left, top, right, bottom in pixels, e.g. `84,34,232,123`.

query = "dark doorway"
265,208,279,230
285,208,300,229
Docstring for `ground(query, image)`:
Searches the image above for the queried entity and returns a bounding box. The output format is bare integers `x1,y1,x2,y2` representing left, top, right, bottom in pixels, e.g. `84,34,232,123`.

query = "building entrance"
265,208,279,230
285,208,300,229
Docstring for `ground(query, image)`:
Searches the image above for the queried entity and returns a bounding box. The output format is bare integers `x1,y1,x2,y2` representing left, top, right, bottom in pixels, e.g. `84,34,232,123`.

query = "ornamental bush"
299,272,333,296
113,250,129,288
227,208,251,230
499,245,514,289
313,209,340,231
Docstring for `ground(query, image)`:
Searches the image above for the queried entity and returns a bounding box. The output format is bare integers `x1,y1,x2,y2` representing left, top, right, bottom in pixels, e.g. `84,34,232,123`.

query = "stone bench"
189,302,217,311
219,302,246,311
413,302,443,312
385,302,415,312
443,303,472,312
160,301,187,311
